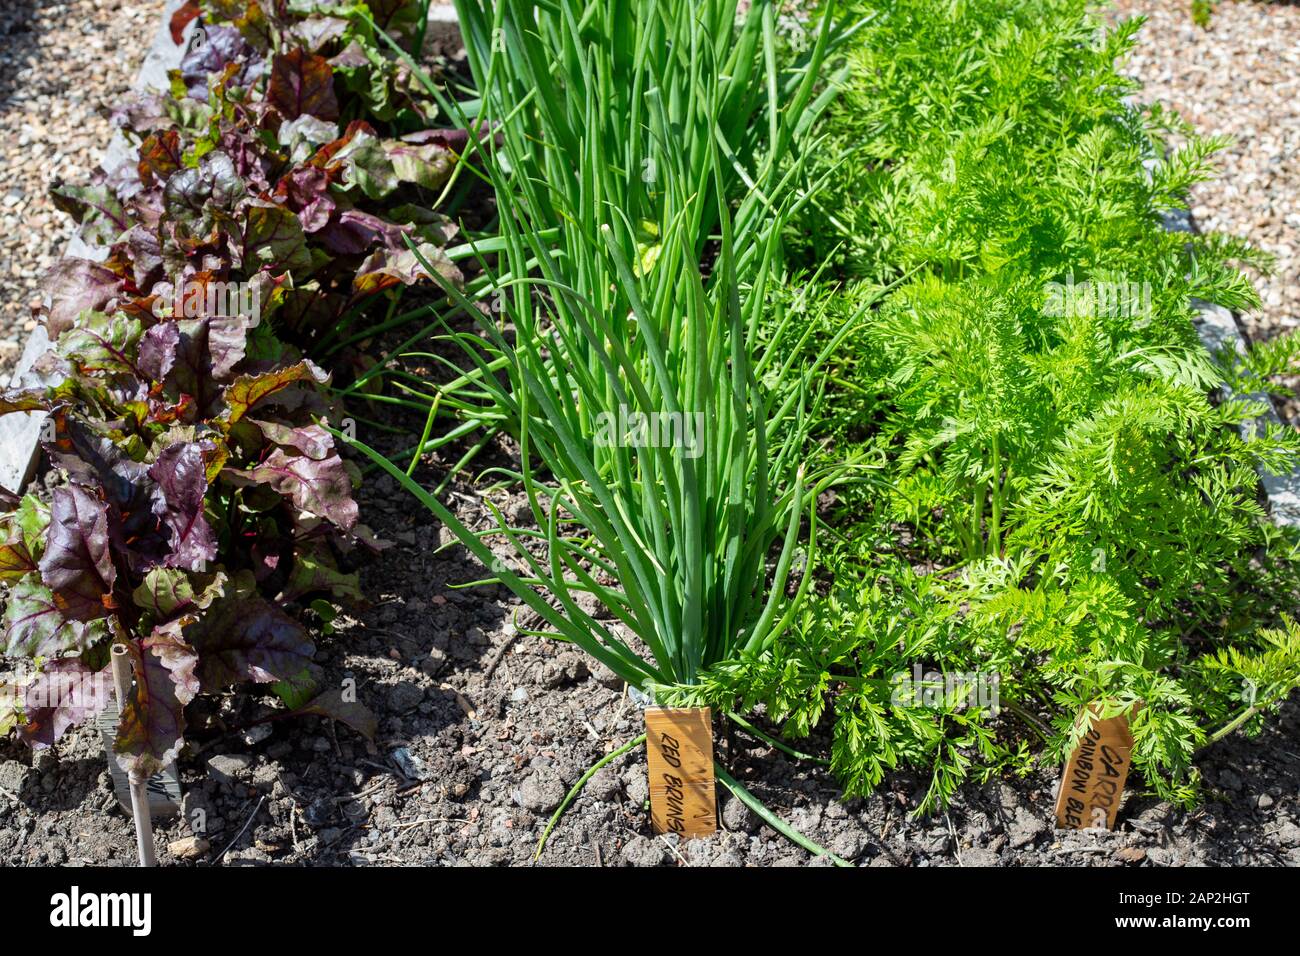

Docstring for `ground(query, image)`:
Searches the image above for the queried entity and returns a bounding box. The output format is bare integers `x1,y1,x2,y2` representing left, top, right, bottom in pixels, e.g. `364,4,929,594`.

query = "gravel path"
0,0,158,378
1111,0,1300,345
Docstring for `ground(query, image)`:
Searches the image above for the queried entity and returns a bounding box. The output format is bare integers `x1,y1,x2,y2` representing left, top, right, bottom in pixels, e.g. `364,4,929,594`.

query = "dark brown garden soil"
3,431,1299,866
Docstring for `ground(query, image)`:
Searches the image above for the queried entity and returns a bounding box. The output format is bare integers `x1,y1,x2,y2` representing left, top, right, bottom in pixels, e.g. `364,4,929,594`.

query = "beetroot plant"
0,0,470,777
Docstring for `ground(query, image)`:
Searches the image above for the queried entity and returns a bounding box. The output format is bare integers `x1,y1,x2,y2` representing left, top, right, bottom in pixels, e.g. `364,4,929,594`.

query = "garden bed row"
2,0,1299,867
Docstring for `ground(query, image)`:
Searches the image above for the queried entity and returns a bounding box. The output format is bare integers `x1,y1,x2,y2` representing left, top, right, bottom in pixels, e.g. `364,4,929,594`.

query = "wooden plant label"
645,706,717,838
96,691,182,819
1054,703,1138,831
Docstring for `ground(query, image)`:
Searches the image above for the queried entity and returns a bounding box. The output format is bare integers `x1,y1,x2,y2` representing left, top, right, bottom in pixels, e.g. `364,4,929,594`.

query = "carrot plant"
686,0,1300,812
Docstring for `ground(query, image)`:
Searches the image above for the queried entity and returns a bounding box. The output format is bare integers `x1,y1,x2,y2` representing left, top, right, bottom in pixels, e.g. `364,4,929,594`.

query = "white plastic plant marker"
95,686,183,821
109,645,158,867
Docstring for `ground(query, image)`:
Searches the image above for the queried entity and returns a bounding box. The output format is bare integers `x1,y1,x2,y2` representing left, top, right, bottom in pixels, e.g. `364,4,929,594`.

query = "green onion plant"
343,0,862,858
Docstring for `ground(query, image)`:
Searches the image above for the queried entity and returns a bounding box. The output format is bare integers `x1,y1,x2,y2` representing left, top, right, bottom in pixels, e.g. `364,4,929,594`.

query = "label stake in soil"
1054,702,1138,831
96,696,183,820
645,706,717,838
109,644,158,867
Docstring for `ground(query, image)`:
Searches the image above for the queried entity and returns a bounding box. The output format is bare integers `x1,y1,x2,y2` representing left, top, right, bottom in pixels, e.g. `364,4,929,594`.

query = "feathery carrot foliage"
677,0,1300,812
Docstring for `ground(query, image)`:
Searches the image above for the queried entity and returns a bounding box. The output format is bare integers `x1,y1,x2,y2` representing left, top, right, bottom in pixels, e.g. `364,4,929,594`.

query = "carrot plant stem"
989,433,1002,556
1200,704,1266,753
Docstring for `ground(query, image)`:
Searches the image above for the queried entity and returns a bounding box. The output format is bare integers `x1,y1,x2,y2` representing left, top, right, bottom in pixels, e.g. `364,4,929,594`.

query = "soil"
3,427,1299,866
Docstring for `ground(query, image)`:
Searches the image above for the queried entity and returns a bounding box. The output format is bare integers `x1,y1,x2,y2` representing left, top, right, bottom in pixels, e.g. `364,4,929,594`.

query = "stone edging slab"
1167,207,1300,527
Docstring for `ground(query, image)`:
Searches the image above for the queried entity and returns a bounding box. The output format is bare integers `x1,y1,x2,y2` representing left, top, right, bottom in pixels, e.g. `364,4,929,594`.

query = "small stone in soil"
388,681,425,714
242,723,272,746
623,770,649,806
267,741,292,760
721,795,759,834
1218,768,1243,792
831,829,869,860
1278,821,1300,847
620,834,668,867
304,798,334,828
390,747,427,781
207,754,252,788
518,767,567,813
591,661,625,690
538,660,569,688
1146,846,1179,866
421,648,447,676
1007,808,1048,849
587,766,621,801
168,836,210,860
0,761,30,793
251,764,279,789
961,847,1001,867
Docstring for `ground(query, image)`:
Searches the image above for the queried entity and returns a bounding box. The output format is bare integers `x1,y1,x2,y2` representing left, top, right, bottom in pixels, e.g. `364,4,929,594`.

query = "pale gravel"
1110,0,1300,344
0,0,159,378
